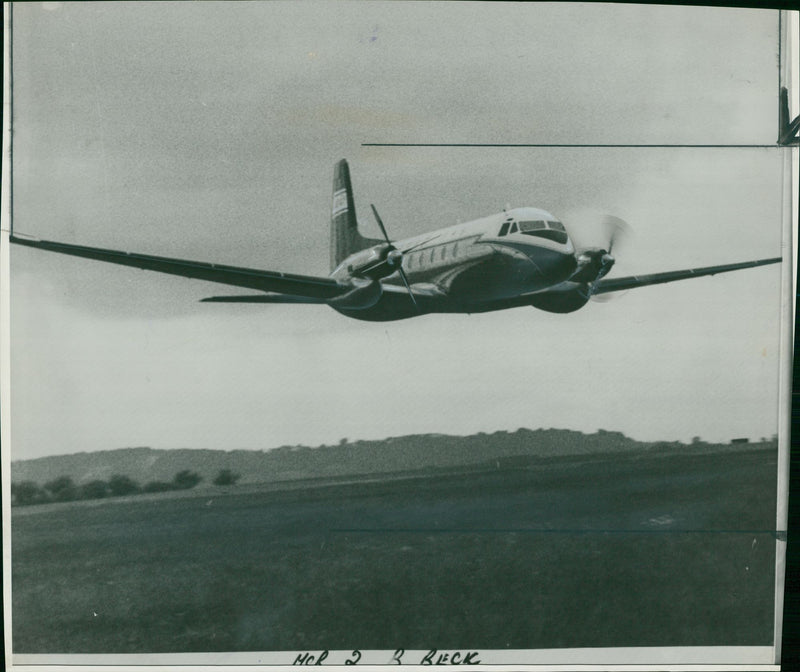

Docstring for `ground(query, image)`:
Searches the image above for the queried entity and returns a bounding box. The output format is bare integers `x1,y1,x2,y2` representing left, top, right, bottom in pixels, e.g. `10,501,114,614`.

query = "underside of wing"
10,235,345,300
594,257,782,295
200,294,328,304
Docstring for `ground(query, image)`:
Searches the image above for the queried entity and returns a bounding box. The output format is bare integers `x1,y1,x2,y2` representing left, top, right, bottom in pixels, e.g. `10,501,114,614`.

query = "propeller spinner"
365,204,417,307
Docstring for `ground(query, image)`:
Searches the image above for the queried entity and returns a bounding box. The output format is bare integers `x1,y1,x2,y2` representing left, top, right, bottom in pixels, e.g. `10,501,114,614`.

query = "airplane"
9,159,781,322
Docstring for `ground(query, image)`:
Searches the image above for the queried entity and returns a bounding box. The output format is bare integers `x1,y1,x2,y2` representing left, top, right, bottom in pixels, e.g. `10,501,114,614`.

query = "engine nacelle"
571,248,615,284
528,289,590,313
328,278,383,310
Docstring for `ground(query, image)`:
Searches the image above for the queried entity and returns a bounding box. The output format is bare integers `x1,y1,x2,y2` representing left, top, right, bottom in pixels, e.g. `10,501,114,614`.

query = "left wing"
594,257,782,295
200,294,327,304
10,234,346,300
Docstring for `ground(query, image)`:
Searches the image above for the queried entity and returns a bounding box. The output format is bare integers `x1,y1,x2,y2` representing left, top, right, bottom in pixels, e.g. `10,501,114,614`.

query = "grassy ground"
11,447,777,652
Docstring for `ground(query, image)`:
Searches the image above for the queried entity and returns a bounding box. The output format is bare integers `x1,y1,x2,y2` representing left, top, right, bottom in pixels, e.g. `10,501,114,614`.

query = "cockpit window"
519,220,547,232
499,219,567,242
521,229,568,244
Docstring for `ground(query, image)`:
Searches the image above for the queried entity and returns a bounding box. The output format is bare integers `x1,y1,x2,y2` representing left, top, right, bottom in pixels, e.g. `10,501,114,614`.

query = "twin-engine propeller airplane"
10,159,781,322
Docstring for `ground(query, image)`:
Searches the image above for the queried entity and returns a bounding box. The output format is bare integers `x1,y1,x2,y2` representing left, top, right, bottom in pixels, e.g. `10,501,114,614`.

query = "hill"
10,428,774,490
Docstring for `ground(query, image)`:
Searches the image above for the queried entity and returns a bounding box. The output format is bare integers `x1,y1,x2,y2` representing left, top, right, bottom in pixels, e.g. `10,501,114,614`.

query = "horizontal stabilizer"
200,294,328,304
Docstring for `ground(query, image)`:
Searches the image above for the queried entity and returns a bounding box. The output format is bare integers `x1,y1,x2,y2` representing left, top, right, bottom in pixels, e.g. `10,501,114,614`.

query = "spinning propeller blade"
591,215,632,301
370,204,392,246
370,204,417,308
603,215,631,256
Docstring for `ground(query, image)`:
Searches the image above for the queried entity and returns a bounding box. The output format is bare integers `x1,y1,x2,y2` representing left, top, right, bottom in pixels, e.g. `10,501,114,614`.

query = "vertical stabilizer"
330,160,382,271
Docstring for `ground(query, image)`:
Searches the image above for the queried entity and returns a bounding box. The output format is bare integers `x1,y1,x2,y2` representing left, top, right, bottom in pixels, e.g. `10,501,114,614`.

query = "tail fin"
330,160,383,271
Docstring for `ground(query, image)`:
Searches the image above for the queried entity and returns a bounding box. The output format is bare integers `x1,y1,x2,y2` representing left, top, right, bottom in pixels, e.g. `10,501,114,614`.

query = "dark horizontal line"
333,528,782,535
362,143,781,148
10,664,768,668
9,662,777,668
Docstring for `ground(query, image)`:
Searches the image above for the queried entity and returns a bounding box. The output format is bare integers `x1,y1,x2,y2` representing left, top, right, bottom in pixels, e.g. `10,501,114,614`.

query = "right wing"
594,257,782,295
10,234,346,300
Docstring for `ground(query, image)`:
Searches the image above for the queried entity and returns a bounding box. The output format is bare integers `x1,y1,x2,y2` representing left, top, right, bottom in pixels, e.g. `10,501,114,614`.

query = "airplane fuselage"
329,207,589,320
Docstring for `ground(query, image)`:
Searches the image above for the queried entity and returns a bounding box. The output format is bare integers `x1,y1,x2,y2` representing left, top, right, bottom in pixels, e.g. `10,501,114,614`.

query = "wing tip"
9,233,43,243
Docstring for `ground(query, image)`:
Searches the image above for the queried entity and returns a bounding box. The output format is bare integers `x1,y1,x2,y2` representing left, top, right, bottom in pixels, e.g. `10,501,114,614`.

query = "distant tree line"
11,468,240,506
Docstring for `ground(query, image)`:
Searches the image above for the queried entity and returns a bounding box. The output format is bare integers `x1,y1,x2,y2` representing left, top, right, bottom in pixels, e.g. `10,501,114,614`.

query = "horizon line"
10,427,777,462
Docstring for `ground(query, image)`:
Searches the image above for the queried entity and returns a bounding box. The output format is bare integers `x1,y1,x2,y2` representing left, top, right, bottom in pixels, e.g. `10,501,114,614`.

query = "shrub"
11,481,47,506
44,476,78,502
213,469,240,486
173,470,202,490
80,480,109,500
108,474,140,497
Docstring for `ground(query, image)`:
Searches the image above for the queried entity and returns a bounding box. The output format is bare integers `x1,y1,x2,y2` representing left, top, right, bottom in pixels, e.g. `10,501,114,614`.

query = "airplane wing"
200,294,328,304
593,257,782,295
9,234,345,300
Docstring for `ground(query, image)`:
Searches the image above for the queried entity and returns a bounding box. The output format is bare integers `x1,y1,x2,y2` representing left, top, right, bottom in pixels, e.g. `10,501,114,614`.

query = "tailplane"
330,160,383,271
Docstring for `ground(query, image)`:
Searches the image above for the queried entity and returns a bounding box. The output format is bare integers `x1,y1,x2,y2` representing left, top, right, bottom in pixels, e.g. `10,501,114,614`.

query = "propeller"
590,215,632,301
571,215,632,300
367,204,417,308
603,215,631,257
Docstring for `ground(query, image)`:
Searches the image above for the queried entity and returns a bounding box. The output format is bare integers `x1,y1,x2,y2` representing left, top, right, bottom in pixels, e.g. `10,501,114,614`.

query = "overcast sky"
8,2,788,459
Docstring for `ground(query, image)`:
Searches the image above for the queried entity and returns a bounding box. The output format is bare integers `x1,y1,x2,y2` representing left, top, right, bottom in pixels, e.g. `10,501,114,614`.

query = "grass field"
12,447,777,652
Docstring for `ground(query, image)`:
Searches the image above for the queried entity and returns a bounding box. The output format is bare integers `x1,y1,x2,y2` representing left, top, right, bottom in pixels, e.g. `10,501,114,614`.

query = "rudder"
331,160,382,271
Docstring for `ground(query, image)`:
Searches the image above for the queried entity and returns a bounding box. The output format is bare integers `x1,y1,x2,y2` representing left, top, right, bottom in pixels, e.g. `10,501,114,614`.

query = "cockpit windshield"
500,219,568,244
518,220,546,232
